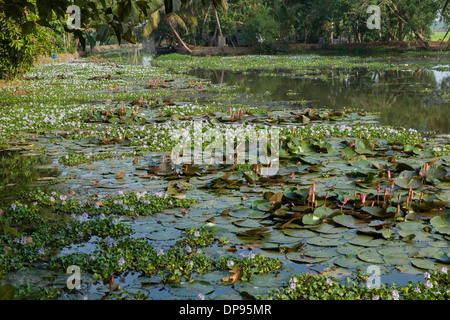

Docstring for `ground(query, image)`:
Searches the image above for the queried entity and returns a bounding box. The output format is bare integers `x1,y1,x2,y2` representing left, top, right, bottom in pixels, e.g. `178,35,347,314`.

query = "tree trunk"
385,0,429,49
214,6,224,47
169,23,193,54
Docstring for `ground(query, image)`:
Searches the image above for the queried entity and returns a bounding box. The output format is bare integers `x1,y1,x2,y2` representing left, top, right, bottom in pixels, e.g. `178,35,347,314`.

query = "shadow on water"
0,150,59,201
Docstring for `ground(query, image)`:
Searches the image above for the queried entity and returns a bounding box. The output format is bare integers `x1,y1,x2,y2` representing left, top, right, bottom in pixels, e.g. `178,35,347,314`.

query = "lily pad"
357,248,384,264
411,259,441,271
168,281,215,298
332,214,368,229
395,170,423,189
146,228,182,241
430,214,450,235
285,252,329,264
306,236,343,247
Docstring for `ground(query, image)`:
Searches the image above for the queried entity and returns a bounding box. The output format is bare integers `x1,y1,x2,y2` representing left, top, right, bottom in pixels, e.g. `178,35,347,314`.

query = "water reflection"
0,150,58,200
190,65,450,133
90,48,449,132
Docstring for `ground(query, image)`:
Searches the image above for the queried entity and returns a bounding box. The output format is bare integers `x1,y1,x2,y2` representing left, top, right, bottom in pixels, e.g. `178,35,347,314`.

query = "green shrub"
241,8,288,54
0,13,55,79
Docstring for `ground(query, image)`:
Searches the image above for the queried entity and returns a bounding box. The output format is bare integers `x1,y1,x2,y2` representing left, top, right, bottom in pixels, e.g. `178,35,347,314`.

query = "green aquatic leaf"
430,214,450,235
251,199,271,212
433,252,450,264
306,236,343,247
411,259,440,271
285,252,329,264
302,213,322,225
395,170,423,189
332,214,368,229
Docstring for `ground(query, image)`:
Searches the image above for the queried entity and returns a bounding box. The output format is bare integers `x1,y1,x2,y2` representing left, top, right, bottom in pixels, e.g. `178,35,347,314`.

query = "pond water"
1,48,449,300
101,48,450,132
189,63,450,133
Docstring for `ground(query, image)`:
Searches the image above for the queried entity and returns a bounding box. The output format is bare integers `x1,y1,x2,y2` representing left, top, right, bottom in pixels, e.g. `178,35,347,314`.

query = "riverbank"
174,41,450,56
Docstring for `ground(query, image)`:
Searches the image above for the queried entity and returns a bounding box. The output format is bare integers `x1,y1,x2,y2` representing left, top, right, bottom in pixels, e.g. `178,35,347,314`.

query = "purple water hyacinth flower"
112,218,118,225
440,267,448,274
157,249,164,256
185,245,192,253
290,282,296,290
38,248,45,255
118,257,125,266
392,290,399,300
423,272,431,279
194,230,200,237
20,237,27,245
425,281,433,289
248,251,255,259
11,203,17,210
326,278,333,286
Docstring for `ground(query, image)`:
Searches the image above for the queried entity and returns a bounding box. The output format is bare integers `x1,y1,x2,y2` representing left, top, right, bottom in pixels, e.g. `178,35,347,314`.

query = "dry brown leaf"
222,267,243,283
116,170,126,179
226,245,237,252
241,244,263,250
179,208,190,214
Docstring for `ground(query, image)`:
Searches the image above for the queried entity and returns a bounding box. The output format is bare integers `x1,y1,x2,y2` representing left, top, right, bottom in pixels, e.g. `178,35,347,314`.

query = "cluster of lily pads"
1,53,449,300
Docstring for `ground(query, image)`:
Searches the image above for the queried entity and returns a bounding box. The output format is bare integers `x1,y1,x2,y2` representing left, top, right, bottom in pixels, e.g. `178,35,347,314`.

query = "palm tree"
143,0,198,53
211,0,228,46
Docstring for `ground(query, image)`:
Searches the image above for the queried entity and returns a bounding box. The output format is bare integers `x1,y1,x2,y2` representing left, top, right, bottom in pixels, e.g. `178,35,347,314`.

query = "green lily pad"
433,252,450,264
313,206,334,217
348,234,387,247
332,214,368,229
411,259,440,271
382,254,409,266
282,228,317,238
251,199,271,212
146,228,182,241
395,170,423,189
430,214,450,235
306,236,343,247
302,213,322,225
168,281,215,298
301,247,338,258
309,223,349,234
332,255,369,269
357,248,384,264
336,243,364,255
285,252,329,264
